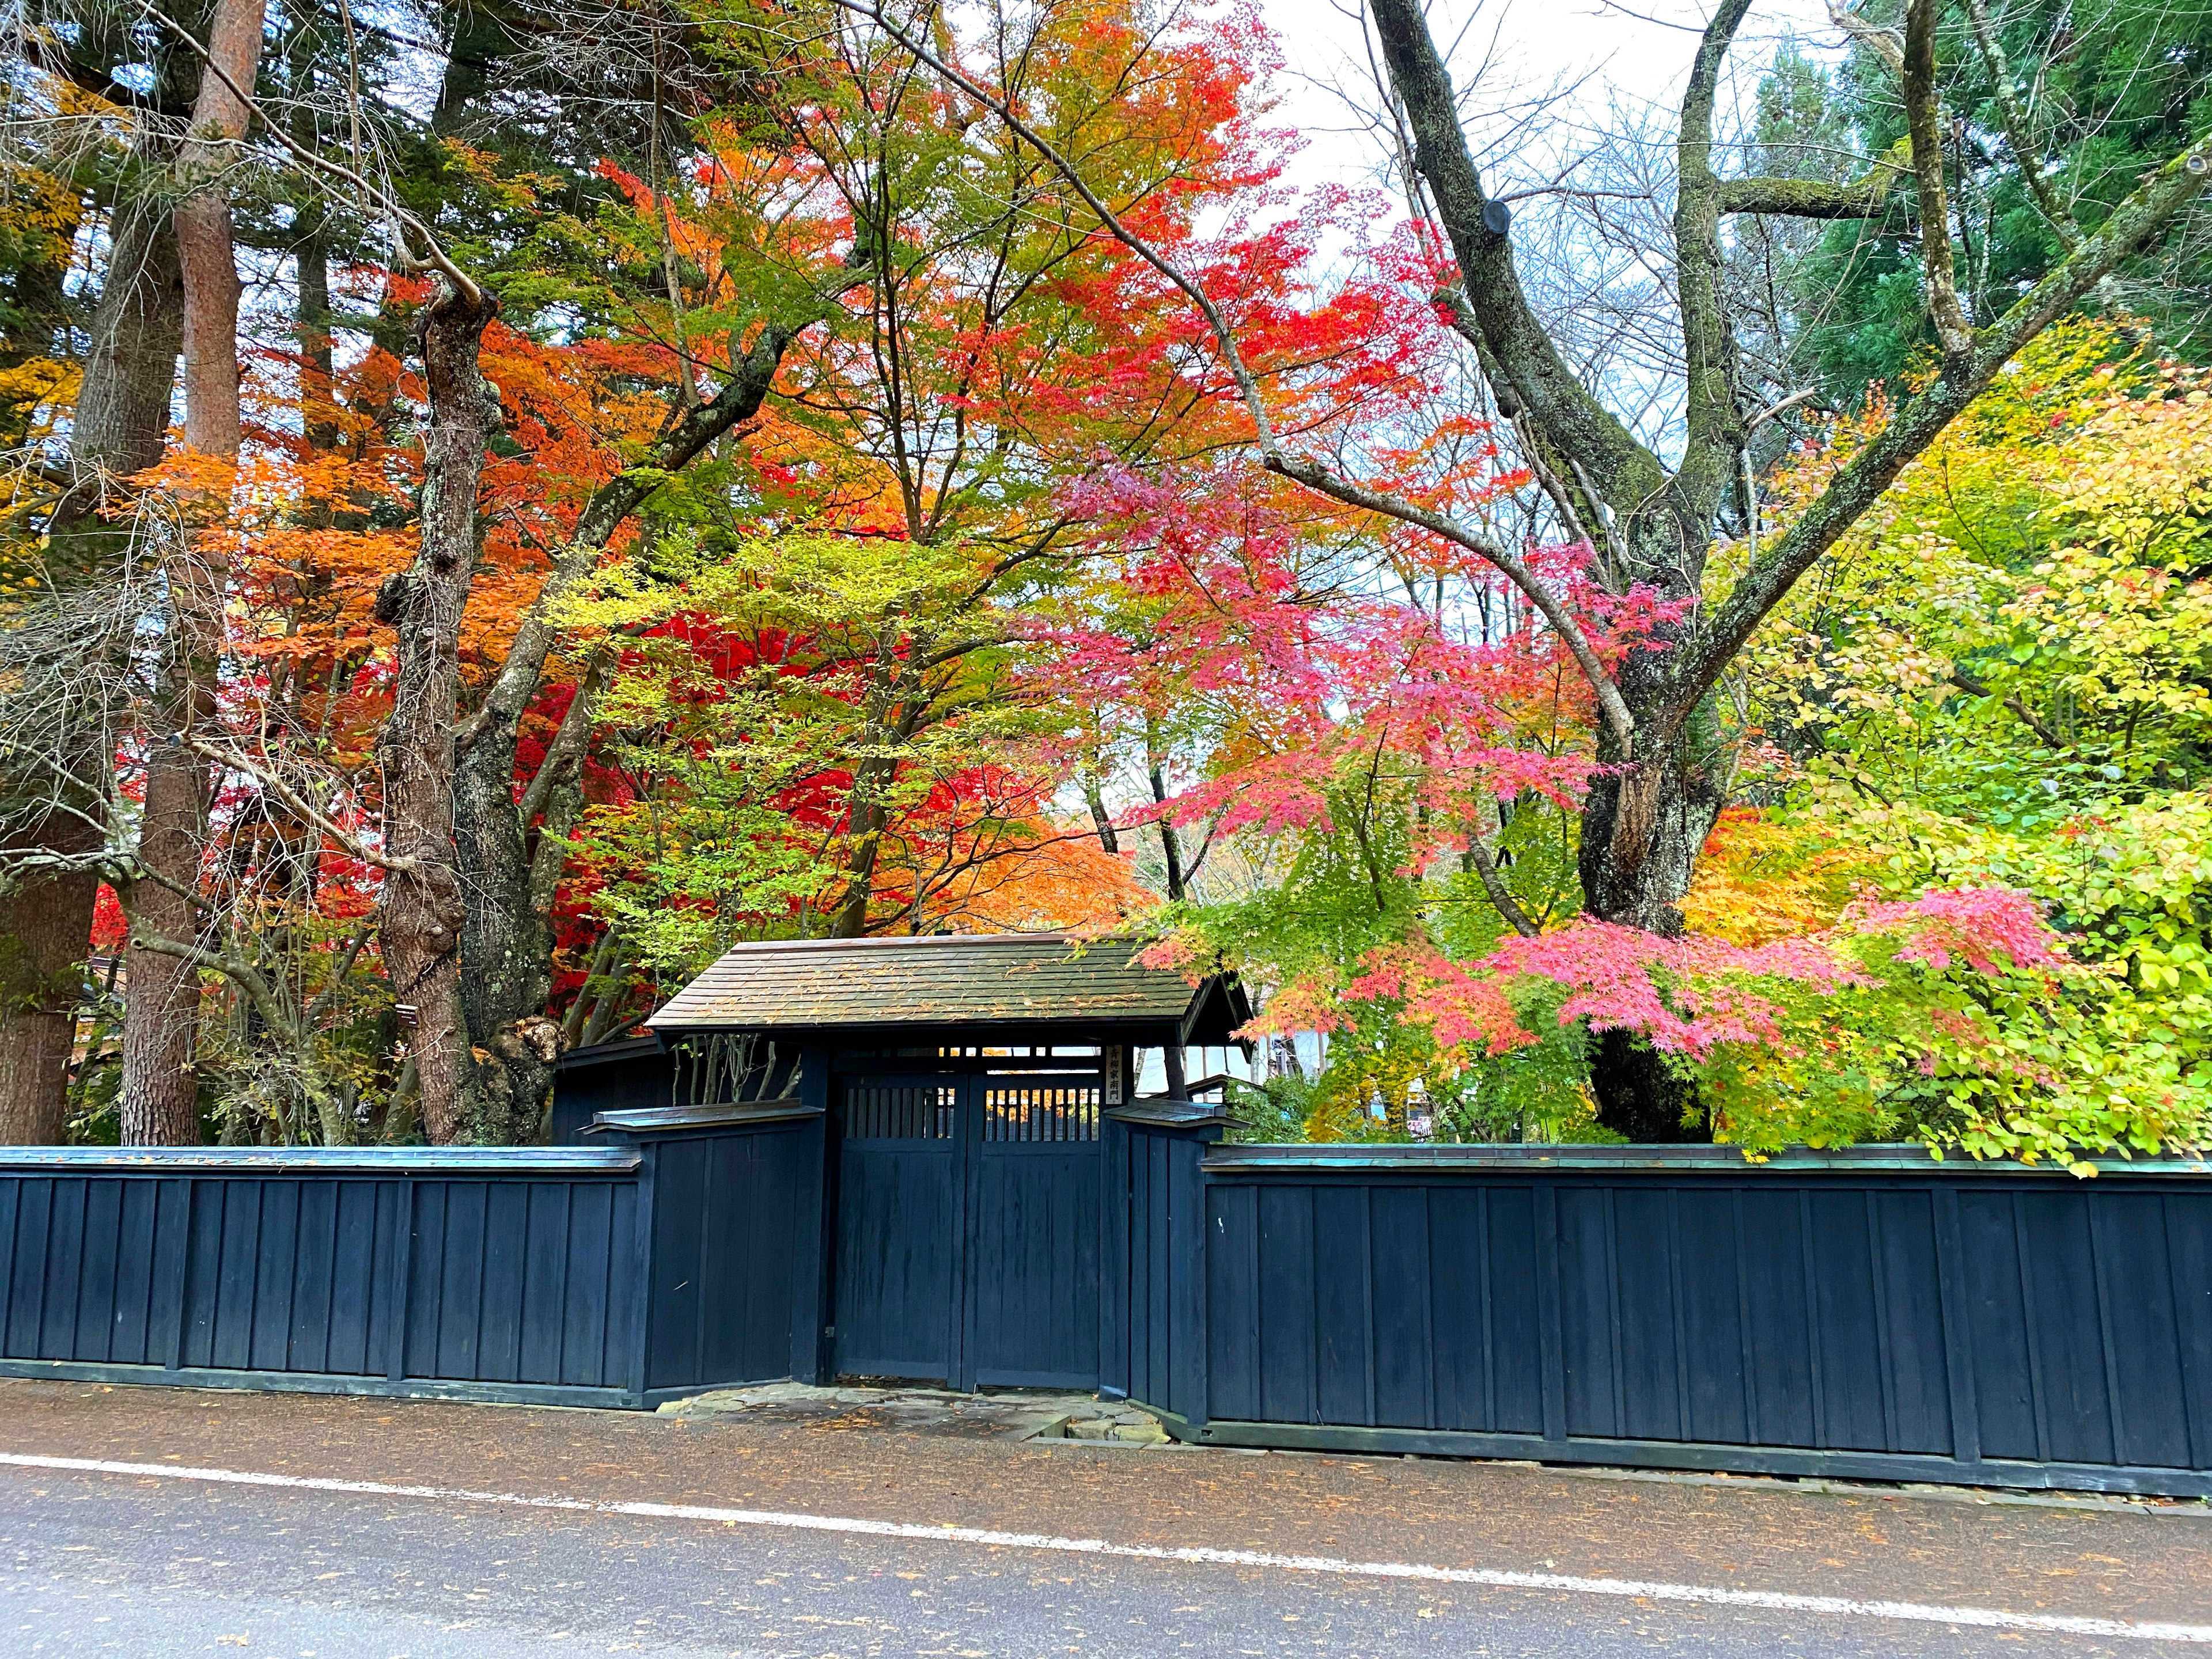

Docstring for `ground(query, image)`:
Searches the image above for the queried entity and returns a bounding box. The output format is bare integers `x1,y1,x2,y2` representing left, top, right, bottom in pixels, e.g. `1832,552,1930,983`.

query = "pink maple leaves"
1229,887,2061,1070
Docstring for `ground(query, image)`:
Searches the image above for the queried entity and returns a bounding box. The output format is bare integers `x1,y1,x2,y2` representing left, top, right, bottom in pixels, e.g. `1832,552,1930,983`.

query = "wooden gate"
832,1053,1105,1389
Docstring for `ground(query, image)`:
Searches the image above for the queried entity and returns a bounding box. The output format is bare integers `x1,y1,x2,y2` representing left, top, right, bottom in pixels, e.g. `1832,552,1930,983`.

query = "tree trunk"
449,718,561,1145
376,278,499,1144
1577,619,1730,1141
438,322,792,1138
0,201,184,1143
118,0,266,1146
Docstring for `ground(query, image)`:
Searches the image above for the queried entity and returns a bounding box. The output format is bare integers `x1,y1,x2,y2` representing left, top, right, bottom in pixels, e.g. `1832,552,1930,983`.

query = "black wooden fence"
1107,1116,2212,1497
2,1080,2206,1497
0,1100,820,1408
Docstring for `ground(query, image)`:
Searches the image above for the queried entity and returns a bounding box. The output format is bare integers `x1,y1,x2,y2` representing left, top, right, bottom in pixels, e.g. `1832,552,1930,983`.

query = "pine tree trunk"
118,0,266,1146
376,279,499,1144
0,202,184,1143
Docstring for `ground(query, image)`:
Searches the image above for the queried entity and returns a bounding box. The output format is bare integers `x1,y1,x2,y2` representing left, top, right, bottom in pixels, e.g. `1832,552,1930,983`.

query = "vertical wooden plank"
1737,1188,1812,1446
1312,1184,1372,1426
1799,1190,1827,1446
1152,1130,1175,1406
478,1180,529,1384
75,1179,122,1363
6,1179,51,1359
40,1176,85,1359
1369,1184,1430,1429
1872,1189,1952,1455
1425,1185,1484,1432
744,1130,802,1383
409,1181,448,1380
1674,1187,1747,1446
162,1178,200,1371
647,1139,706,1392
2092,1192,2191,1470
600,1179,641,1389
2016,1190,2114,1465
1605,1187,1681,1442
248,1181,301,1373
2164,1190,2212,1471
324,1182,376,1376
110,1180,158,1366
1255,1183,1317,1425
1099,1113,1129,1400
147,1180,190,1371
1554,1185,1613,1438
793,1048,832,1387
704,1137,738,1384
285,1181,335,1374
1931,1184,1983,1469
0,1178,18,1357
627,1145,659,1402
1807,1190,1884,1449
211,1180,263,1370
952,1074,980,1393
1861,1190,1900,1451
431,1181,487,1380
520,1182,569,1385
1169,1130,1209,1426
1732,1190,1759,1446
1477,1187,1497,1429
2086,1199,2135,1467
562,1181,611,1388
1534,1181,1567,1445
382,1180,416,1381
0,1179,19,1358
1205,1182,1259,1422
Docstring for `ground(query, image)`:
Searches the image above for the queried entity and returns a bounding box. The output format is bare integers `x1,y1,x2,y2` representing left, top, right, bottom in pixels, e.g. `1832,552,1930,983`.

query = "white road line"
2,1450,2204,1643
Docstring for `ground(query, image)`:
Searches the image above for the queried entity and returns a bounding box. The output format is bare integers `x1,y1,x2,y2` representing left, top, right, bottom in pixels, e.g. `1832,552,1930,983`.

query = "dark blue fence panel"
643,1111,820,1399
1172,1146,2212,1498
1104,1104,1221,1421
0,1148,648,1406
0,1103,826,1411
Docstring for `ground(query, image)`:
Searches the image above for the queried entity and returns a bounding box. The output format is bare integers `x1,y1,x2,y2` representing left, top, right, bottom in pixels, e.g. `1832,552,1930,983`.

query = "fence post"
1098,1111,1131,1402
791,1046,833,1385
162,1177,195,1373
385,1180,415,1383
628,1141,660,1405
1535,1183,1568,1445
1171,1126,1211,1428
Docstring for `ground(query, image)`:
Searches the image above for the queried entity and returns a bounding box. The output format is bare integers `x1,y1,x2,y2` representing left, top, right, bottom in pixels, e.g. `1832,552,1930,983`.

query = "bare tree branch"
1964,0,2081,250
1903,0,1974,357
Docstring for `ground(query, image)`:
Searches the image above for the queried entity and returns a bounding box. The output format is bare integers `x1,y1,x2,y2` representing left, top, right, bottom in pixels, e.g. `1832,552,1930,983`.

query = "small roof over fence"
646,933,1249,1045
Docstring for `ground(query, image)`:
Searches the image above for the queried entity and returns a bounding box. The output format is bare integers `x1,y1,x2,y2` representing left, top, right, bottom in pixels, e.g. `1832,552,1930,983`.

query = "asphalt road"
1,1380,2207,1658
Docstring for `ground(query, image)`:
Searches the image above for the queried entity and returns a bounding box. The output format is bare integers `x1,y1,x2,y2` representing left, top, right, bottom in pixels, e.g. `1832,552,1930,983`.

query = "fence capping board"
1105,1100,1230,1131
0,1146,642,1175
585,1099,820,1134
1199,1143,2212,1179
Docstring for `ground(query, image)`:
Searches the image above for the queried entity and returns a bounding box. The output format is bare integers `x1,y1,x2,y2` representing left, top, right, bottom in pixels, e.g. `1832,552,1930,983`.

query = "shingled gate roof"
646,934,1248,1043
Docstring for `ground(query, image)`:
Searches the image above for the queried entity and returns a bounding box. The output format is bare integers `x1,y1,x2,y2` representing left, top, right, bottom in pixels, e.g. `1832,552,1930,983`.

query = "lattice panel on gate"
982,1080,1101,1142
842,1081,959,1139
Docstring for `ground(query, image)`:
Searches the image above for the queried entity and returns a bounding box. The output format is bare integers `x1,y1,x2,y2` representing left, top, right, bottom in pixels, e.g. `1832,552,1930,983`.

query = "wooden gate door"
968,1059,1105,1389
832,1055,1107,1390
832,1074,964,1381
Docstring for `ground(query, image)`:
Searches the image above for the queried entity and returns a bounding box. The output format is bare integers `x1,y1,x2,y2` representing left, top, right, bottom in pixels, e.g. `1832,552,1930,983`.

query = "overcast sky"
1258,0,1846,195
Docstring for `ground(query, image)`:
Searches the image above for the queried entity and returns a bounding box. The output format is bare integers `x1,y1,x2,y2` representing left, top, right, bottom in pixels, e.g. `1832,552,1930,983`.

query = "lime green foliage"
1726,323,2212,1162
563,529,1059,982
